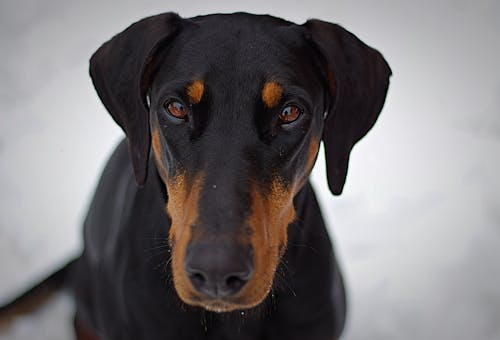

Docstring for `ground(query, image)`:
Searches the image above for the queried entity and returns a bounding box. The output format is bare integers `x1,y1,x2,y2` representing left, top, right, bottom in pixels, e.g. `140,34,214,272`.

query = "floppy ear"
304,19,392,195
90,12,183,186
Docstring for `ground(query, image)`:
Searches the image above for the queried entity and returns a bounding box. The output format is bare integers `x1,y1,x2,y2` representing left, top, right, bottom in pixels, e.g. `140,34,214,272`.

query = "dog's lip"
196,298,246,313
184,293,260,313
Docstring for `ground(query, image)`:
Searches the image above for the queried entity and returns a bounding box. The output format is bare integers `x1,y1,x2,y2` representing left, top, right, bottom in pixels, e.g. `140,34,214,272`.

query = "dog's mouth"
175,285,272,313
184,292,271,313
201,301,241,313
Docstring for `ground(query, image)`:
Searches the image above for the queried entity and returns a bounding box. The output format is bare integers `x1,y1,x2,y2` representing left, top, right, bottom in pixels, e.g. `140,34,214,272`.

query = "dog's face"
148,16,325,311
90,13,391,312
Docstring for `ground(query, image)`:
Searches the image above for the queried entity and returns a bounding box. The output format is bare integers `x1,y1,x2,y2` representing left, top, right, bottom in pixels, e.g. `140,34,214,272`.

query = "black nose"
185,243,253,298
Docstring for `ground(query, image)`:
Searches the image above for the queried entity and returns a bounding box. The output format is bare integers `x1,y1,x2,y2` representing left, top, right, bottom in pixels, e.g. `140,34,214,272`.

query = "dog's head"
90,12,391,312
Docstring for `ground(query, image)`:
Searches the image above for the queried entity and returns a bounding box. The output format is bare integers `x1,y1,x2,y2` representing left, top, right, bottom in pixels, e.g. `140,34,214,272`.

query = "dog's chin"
181,294,267,313
172,274,273,313
200,301,242,313
193,299,257,313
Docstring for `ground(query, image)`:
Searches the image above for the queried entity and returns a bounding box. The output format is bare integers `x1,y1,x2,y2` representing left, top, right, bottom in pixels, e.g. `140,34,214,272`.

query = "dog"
0,12,391,340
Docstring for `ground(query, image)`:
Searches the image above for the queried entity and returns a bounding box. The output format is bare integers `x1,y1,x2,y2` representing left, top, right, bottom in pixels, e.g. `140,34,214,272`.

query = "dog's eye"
279,105,301,124
165,100,188,120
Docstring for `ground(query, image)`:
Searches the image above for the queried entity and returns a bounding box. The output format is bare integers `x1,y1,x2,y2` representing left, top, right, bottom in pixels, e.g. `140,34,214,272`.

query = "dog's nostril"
225,275,246,292
189,272,206,288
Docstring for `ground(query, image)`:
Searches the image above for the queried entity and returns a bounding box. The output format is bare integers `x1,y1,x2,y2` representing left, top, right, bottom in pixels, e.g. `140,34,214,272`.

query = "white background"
1,0,499,339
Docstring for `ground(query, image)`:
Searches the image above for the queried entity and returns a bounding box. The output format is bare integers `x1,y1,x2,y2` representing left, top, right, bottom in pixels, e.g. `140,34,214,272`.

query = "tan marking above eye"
186,80,204,104
262,81,283,108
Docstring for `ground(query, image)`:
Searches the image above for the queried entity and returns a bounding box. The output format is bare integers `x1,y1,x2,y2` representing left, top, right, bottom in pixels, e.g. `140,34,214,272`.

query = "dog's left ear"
90,13,183,186
304,19,392,195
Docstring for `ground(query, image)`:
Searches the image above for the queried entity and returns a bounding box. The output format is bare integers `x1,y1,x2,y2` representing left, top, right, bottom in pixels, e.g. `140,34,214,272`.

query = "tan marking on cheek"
296,135,320,191
186,80,204,104
306,136,320,173
166,172,204,304
262,81,283,108
165,173,186,243
151,128,168,182
268,179,296,256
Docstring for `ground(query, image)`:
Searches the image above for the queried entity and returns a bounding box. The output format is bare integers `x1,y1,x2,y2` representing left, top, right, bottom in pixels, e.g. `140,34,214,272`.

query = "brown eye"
165,100,188,119
279,105,301,124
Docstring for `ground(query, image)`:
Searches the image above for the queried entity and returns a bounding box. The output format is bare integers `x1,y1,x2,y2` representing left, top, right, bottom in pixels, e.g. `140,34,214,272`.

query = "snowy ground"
1,0,499,339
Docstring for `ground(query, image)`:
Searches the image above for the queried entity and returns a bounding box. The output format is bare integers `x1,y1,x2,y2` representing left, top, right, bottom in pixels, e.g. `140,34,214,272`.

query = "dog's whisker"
140,237,170,241
287,242,320,254
143,244,171,252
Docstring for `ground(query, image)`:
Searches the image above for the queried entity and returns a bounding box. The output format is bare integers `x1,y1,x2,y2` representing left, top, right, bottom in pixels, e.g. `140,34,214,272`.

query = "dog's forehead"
155,14,314,86
189,13,297,48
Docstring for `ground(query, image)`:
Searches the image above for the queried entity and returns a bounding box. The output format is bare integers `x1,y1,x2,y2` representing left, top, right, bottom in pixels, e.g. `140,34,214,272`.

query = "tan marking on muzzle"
167,172,204,304
151,129,205,304
234,137,318,308
239,178,295,307
170,177,296,312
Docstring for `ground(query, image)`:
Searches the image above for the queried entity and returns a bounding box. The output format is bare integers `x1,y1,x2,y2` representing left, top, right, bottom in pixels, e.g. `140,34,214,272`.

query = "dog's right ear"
90,13,183,186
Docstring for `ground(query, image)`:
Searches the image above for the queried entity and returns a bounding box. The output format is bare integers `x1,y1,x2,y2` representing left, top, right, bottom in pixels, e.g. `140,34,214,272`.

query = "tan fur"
262,81,283,108
186,80,204,104
167,172,204,305
297,136,320,189
151,128,168,182
235,136,319,309
242,178,296,307
150,130,204,306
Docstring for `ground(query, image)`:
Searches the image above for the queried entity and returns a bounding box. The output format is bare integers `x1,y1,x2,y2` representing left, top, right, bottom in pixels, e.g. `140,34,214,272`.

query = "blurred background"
1,0,499,339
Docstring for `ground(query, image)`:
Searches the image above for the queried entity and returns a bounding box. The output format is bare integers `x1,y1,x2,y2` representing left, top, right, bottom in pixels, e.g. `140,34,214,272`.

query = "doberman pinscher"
0,12,391,340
